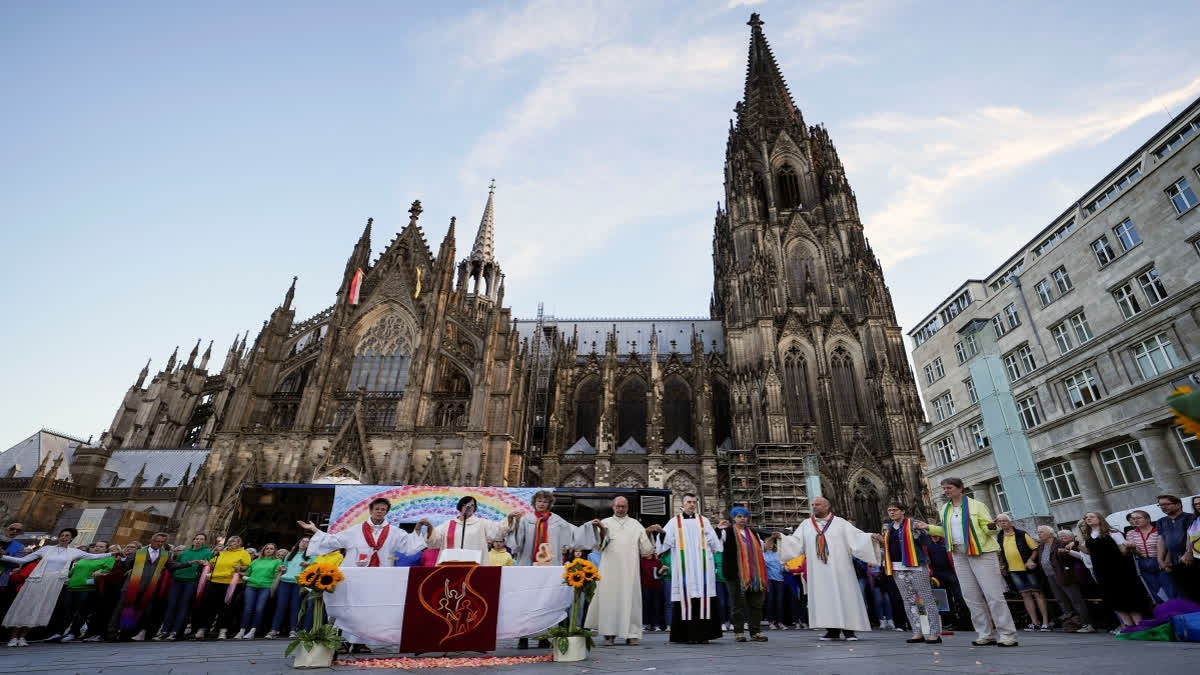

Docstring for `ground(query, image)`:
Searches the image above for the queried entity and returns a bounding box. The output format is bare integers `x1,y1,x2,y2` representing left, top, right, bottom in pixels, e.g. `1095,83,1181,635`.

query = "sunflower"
298,568,320,587
569,571,586,587
583,570,597,581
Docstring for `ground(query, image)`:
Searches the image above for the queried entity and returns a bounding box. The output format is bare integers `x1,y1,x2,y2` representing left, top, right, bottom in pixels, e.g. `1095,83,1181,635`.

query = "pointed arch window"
831,348,861,421
712,378,732,448
853,477,882,532
662,375,693,446
783,346,812,423
617,378,648,447
754,174,769,218
777,165,802,209
349,315,414,393
574,376,602,446
789,255,812,302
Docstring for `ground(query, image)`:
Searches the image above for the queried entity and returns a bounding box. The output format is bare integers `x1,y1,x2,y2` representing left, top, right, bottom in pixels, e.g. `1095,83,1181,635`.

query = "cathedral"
4,14,930,537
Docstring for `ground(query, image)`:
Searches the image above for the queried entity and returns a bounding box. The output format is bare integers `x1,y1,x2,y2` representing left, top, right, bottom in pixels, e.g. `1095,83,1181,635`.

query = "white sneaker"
83,635,103,643
194,628,206,640
241,630,255,640
16,638,28,647
165,632,177,641
131,630,147,641
61,634,75,643
1076,625,1096,633
232,629,246,640
265,630,279,639
288,631,298,639
217,629,228,640
6,639,16,648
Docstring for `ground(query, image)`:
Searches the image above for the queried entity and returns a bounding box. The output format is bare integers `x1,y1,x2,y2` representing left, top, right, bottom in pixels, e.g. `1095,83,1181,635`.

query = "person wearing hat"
719,506,773,643
426,495,519,558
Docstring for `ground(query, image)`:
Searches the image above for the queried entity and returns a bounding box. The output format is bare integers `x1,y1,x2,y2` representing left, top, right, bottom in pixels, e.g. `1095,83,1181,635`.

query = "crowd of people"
0,481,1196,651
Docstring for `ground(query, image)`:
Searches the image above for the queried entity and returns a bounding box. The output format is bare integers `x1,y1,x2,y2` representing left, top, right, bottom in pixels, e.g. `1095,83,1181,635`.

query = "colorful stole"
941,498,981,555
195,561,210,602
446,518,469,549
882,519,920,575
734,526,768,592
533,511,552,552
119,547,171,630
812,516,834,564
674,514,710,620
362,521,390,567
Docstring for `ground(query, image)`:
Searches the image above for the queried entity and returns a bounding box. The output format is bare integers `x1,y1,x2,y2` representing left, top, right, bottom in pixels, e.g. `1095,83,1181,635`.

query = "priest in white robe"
427,495,518,559
585,496,655,645
299,497,430,566
649,492,723,644
779,497,878,641
508,490,600,566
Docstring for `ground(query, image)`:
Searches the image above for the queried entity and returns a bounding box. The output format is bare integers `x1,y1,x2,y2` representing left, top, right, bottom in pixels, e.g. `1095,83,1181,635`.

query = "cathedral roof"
514,318,725,356
0,429,88,479
100,448,210,488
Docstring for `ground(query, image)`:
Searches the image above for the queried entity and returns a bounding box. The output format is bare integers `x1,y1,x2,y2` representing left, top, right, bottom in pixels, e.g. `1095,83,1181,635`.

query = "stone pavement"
1,628,1197,674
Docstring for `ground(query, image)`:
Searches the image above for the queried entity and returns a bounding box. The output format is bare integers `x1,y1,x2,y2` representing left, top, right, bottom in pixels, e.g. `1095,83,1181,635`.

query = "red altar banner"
399,565,502,654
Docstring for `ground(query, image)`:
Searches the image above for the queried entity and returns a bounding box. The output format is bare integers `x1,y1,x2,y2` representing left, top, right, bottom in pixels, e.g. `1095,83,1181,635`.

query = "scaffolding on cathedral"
520,302,557,486
725,443,811,529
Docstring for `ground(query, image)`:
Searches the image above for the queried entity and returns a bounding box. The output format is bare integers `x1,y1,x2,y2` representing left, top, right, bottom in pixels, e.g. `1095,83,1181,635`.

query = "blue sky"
2,0,1198,450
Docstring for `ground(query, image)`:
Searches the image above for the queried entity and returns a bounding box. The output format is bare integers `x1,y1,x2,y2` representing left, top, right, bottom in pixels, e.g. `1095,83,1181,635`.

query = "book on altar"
436,548,483,565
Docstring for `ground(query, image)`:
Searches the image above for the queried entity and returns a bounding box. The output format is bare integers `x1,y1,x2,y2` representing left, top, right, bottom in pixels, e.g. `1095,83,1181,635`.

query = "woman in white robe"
2,527,113,647
507,490,599,566
427,496,516,559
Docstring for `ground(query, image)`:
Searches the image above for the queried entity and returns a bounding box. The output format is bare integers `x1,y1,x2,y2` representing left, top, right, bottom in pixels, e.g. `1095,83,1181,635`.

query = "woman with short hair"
1,528,113,647
1078,512,1147,628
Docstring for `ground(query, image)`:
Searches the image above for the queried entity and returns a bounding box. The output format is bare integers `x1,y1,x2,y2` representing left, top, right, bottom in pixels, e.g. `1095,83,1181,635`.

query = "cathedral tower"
712,14,930,529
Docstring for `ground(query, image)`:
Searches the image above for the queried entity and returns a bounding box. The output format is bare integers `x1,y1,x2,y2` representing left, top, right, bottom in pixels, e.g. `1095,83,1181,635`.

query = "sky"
2,0,1199,450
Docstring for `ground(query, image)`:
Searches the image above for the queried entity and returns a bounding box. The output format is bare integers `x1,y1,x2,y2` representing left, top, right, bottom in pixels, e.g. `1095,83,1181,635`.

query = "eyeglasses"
5,527,22,533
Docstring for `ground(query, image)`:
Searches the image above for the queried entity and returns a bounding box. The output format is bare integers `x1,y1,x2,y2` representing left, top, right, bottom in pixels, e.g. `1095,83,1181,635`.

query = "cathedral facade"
19,14,929,536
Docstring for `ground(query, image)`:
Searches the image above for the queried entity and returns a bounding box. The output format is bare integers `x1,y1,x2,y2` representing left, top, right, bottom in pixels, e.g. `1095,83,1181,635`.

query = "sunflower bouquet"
538,558,601,654
284,562,347,658
1168,385,1200,436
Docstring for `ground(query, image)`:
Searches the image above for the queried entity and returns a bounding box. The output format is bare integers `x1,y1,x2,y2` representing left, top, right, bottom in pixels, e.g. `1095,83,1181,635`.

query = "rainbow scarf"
533,510,552,552
941,498,982,555
812,516,834,564
119,547,171,630
674,514,710,620
734,526,768,592
882,519,920,575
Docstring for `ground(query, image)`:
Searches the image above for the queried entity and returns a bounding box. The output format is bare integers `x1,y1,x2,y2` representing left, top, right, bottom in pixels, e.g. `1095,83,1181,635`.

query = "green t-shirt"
67,557,115,591
713,551,725,583
171,546,213,582
245,558,284,589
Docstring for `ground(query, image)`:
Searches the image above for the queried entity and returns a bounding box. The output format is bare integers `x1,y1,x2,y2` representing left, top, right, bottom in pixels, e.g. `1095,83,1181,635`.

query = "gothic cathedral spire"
739,13,804,138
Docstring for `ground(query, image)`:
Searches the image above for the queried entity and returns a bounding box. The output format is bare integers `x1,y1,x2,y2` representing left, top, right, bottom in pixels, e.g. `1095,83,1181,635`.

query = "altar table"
323,566,573,647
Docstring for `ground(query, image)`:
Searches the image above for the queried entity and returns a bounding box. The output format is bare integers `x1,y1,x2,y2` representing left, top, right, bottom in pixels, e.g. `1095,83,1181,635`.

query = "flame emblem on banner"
419,567,489,645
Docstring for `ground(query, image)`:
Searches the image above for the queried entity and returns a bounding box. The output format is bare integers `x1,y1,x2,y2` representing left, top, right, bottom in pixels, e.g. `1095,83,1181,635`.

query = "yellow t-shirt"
488,549,514,566
1001,532,1038,571
312,551,344,567
210,549,252,584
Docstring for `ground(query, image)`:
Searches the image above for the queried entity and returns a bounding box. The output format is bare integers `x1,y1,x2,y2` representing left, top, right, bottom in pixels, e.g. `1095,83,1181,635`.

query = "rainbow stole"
119,547,171,630
735,526,768,592
674,514,710,620
941,498,981,555
882,519,920,575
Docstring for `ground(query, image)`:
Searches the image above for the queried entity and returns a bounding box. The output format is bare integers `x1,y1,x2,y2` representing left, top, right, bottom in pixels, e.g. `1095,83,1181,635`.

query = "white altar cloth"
323,566,573,645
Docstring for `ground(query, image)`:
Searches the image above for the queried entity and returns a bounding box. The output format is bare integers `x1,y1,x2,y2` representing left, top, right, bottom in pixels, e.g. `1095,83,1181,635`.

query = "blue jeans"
663,583,673,625
272,581,313,633
716,582,731,623
870,582,892,621
766,579,787,623
641,586,665,629
241,586,272,634
1135,556,1178,603
162,580,197,634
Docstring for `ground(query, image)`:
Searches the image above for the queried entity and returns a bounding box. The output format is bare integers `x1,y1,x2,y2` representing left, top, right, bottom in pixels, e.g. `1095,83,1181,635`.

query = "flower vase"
553,636,589,662
292,644,334,669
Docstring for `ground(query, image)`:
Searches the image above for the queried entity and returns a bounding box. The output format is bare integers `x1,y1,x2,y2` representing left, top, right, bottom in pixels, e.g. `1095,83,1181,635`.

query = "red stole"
362,521,390,567
533,510,552,550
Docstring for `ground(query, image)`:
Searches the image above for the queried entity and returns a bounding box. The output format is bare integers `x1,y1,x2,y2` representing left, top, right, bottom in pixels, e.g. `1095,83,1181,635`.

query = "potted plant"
285,562,347,669
538,557,600,662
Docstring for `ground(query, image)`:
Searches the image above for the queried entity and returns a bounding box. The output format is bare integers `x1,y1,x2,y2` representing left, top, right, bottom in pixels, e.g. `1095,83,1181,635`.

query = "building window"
1004,303,1021,329
940,289,974,324
969,421,990,451
1092,235,1116,265
1017,396,1042,430
932,392,955,422
776,165,802,209
1137,268,1168,305
933,436,957,465
955,341,969,364
1167,177,1198,214
1113,219,1141,252
992,314,1009,339
993,482,1011,513
1041,461,1080,501
1176,426,1200,469
924,364,935,385
1064,368,1102,409
1004,353,1022,382
1034,279,1054,307
965,377,978,404
1017,344,1036,374
1070,312,1093,344
1051,322,1074,355
1100,441,1153,487
964,333,978,356
1154,116,1199,159
933,357,945,379
1052,266,1073,295
1113,283,1142,319
1133,333,1180,379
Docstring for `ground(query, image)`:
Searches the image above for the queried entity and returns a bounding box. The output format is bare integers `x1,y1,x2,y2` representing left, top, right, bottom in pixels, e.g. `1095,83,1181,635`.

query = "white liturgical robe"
585,515,654,639
657,514,723,604
779,515,878,632
428,515,510,555
508,512,598,566
309,521,427,567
